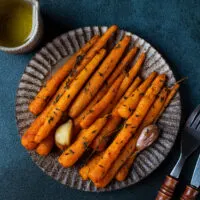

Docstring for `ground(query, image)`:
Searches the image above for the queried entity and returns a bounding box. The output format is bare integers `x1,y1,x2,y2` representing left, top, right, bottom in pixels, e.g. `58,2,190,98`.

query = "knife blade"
191,154,200,188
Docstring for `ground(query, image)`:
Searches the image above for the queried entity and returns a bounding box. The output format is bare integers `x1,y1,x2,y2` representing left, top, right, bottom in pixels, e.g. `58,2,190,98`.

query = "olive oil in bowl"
0,0,33,47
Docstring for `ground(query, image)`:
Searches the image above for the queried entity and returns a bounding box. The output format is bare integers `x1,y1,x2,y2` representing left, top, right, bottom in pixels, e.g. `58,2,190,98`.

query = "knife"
180,154,200,200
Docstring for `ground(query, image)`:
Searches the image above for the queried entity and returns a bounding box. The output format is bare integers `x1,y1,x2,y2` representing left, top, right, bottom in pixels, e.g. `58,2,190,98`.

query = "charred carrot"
34,49,106,143
89,74,166,182
68,35,131,118
58,117,108,167
118,71,158,118
29,35,99,115
80,74,124,129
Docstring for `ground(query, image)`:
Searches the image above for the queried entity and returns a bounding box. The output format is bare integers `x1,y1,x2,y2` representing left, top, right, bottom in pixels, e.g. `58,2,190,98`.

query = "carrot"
115,76,142,110
91,77,142,151
34,49,106,143
21,99,65,150
115,153,137,182
58,25,118,101
103,76,143,116
79,152,104,180
93,136,137,188
115,87,168,181
58,117,108,167
88,74,166,182
21,116,43,150
90,115,122,151
113,53,146,106
154,83,180,123
29,35,99,115
36,132,55,156
73,46,138,133
80,74,124,129
68,35,131,118
118,71,158,118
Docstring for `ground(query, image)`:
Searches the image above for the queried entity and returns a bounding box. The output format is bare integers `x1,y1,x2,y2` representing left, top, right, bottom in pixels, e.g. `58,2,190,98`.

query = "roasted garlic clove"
55,120,73,151
136,124,159,152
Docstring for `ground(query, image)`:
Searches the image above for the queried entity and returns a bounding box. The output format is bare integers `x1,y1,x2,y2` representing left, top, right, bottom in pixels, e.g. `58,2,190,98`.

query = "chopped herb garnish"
69,149,75,154
123,96,128,100
75,55,84,66
125,123,131,128
98,71,104,77
67,94,70,98
82,136,87,140
45,96,50,102
83,142,88,149
115,44,121,48
89,109,94,113
140,92,145,96
135,114,140,117
84,87,89,92
48,116,54,124
54,94,61,104
160,97,164,102
92,130,97,134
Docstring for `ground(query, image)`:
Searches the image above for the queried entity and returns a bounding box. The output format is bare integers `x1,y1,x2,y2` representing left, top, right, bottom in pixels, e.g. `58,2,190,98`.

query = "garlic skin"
136,124,159,152
55,120,73,151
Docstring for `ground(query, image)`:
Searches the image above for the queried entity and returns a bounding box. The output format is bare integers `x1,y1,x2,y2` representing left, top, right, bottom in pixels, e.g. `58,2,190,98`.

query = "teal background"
0,0,200,199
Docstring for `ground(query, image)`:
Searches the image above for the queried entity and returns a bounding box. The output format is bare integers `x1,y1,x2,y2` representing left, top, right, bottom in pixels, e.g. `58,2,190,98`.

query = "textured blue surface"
0,0,200,199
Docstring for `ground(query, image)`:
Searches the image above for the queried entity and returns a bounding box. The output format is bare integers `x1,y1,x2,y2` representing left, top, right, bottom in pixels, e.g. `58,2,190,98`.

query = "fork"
156,105,200,200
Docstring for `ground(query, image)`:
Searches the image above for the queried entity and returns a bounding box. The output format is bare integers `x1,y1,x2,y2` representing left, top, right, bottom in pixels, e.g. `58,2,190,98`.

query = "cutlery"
180,154,200,200
156,105,200,200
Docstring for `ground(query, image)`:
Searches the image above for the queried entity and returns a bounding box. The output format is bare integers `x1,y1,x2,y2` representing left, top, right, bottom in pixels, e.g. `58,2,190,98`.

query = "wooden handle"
155,176,179,200
180,185,199,200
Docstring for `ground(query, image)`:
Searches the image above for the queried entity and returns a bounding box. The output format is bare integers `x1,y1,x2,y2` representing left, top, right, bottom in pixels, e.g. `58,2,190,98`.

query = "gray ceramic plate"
15,26,181,192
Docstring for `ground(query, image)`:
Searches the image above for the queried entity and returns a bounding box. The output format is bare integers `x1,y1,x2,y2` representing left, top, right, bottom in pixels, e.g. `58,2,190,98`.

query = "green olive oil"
0,0,33,47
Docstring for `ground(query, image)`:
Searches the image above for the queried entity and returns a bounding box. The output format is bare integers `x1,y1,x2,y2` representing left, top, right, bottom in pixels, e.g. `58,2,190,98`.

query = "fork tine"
186,105,200,127
191,114,200,129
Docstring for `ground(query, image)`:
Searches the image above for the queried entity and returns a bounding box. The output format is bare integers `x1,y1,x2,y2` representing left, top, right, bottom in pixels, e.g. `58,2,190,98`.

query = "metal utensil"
180,154,200,200
156,105,200,200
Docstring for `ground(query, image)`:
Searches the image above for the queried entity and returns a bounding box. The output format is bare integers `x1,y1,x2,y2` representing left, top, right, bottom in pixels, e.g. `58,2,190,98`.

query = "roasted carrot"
93,136,137,188
115,87,168,181
58,117,108,167
115,76,142,110
80,74,124,129
21,116,43,150
118,71,158,118
73,46,138,133
34,49,106,143
91,77,142,151
115,153,137,181
68,35,131,118
113,53,146,106
89,74,166,182
90,114,122,151
29,35,99,115
36,133,55,156
103,76,143,116
79,152,104,180
59,25,118,100
155,83,180,123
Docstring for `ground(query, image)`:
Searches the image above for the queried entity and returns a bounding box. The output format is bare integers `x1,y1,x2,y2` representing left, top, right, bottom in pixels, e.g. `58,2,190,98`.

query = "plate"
15,26,181,192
